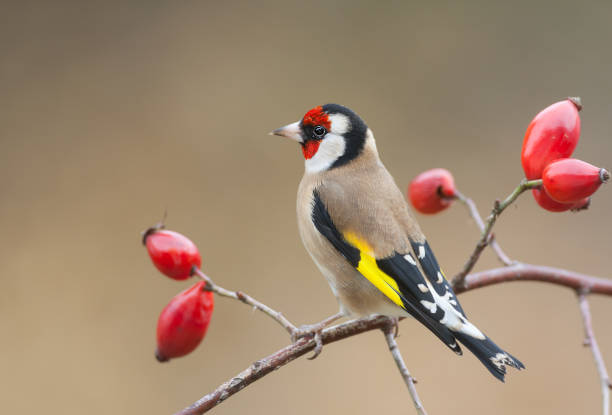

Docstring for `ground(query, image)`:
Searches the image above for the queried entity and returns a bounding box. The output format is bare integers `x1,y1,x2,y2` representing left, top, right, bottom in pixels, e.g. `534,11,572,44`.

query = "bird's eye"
313,125,327,138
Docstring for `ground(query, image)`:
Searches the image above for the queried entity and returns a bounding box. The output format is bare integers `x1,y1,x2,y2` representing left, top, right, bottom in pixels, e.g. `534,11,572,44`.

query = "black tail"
408,306,463,356
454,332,525,382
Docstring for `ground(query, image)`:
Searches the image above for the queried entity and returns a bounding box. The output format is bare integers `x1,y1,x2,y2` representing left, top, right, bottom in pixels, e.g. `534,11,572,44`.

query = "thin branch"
193,268,298,335
454,189,512,266
452,179,542,288
455,263,612,295
578,293,611,415
174,315,391,415
382,323,428,415
179,263,612,414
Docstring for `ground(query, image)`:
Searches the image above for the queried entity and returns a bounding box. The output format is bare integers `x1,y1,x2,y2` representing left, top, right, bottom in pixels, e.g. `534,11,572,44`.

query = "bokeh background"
2,1,611,414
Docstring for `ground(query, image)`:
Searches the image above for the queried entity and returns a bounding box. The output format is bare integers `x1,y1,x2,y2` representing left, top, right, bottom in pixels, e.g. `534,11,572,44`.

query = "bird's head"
271,104,370,173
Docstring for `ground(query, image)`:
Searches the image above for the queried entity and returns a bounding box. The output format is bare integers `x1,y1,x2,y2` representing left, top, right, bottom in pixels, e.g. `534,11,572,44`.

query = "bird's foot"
291,312,344,360
291,324,325,360
389,317,400,338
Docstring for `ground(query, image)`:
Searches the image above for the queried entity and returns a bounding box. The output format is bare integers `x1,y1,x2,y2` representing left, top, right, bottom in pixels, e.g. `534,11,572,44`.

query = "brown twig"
382,323,428,415
578,292,611,415
174,315,392,415
455,263,612,295
178,264,612,414
192,268,298,335
454,189,513,266
451,179,542,288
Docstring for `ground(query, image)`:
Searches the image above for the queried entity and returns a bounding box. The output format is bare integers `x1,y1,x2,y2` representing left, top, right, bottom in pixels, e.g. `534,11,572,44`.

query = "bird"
270,103,524,381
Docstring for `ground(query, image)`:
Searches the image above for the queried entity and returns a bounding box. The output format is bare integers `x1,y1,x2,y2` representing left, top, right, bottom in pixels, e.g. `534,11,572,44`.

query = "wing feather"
410,240,466,316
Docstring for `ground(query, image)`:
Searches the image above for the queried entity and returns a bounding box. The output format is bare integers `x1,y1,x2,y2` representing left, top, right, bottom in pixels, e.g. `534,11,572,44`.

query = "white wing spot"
420,300,437,314
417,283,429,293
404,254,417,265
421,278,485,339
436,271,444,284
418,245,426,259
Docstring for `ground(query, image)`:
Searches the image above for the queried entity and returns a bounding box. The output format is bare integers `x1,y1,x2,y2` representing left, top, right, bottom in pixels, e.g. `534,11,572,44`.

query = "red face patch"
302,106,331,130
301,140,321,159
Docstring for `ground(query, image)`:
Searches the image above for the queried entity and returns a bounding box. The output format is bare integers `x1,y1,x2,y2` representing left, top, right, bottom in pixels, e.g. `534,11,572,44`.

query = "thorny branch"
174,181,611,415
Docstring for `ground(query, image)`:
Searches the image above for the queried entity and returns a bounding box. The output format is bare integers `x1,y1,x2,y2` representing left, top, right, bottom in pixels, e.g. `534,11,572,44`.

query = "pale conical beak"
269,121,303,143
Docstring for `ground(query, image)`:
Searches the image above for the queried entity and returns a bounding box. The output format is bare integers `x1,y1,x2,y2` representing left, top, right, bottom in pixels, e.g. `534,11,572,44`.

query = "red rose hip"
156,281,214,362
408,168,456,214
521,98,581,180
532,188,591,213
570,197,591,212
542,159,609,203
532,188,571,212
144,229,201,280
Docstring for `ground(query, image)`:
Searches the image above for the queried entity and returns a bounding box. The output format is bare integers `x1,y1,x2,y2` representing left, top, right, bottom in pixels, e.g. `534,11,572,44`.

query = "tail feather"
454,332,525,382
410,306,463,356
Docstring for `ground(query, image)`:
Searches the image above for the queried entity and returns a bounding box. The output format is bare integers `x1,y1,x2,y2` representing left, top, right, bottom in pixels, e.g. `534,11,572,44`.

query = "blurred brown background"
2,1,611,414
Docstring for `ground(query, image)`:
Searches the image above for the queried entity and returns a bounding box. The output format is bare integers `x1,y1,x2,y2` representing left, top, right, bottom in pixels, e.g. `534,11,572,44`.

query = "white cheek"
305,133,345,173
328,114,349,135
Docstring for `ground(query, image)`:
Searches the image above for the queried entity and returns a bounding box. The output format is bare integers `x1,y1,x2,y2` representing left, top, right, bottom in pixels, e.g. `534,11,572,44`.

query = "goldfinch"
271,104,524,381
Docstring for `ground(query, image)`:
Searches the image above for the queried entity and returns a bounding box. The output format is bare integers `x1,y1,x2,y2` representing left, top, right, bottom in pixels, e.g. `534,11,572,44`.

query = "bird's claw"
308,331,323,360
391,317,400,338
383,316,400,338
290,312,344,359
291,324,325,359
291,324,313,343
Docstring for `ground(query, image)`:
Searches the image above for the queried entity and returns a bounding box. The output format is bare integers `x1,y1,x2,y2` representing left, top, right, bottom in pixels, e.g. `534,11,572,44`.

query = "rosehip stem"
192,268,298,335
452,179,542,287
498,179,543,211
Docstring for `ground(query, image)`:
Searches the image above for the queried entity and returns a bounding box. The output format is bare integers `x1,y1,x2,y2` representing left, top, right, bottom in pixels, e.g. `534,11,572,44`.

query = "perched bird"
271,104,524,381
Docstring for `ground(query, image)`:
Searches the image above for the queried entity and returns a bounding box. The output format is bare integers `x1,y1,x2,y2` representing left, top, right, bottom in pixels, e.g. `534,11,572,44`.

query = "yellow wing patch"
343,231,405,309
